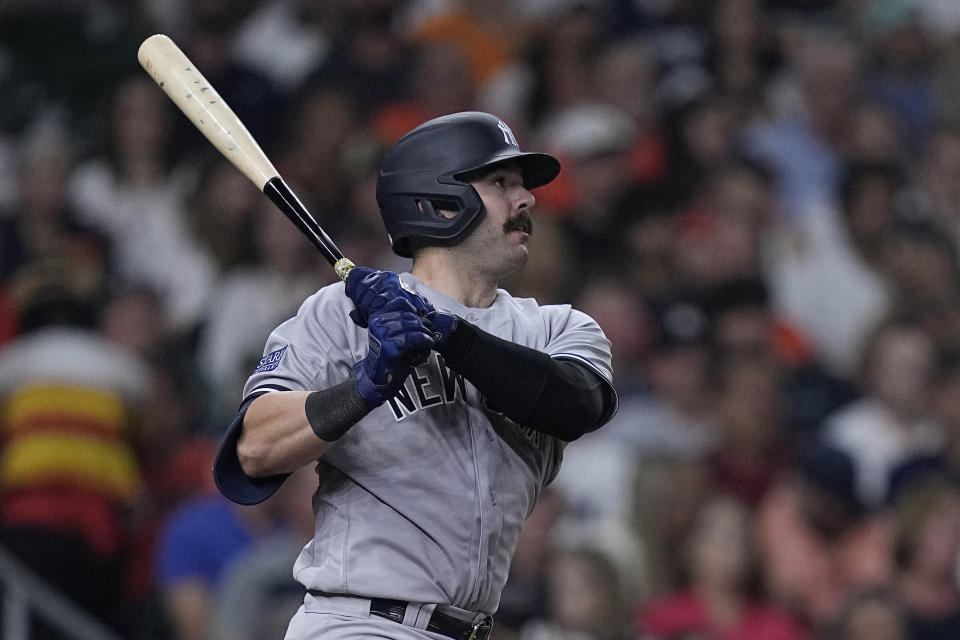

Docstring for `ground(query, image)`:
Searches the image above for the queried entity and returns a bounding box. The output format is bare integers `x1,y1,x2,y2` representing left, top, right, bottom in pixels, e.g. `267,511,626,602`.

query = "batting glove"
345,267,434,328
354,298,436,407
424,310,459,348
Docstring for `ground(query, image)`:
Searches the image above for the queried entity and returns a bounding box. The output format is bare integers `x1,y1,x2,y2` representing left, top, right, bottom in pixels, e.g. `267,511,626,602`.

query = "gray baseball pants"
284,593,456,640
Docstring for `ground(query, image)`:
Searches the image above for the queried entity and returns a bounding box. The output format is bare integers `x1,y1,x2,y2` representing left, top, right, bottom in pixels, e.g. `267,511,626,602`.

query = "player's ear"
416,198,457,220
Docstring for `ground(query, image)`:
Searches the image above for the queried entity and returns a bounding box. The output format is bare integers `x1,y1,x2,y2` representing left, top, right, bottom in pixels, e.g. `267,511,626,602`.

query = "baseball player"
213,111,618,640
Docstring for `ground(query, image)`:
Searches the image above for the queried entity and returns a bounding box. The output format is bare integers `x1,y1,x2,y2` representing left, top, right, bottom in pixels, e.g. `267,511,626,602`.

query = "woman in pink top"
639,493,808,640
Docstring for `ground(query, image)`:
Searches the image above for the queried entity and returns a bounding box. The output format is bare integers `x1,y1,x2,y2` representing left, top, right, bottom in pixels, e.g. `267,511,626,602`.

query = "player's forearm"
238,381,370,476
237,391,332,477
437,321,613,440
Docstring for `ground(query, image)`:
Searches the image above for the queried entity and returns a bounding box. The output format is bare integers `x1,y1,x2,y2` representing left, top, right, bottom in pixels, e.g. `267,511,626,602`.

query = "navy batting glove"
345,267,434,328
354,298,436,407
424,310,459,348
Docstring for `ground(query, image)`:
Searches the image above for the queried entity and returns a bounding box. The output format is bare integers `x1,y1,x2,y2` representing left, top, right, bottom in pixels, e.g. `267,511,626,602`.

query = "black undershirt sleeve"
437,319,614,441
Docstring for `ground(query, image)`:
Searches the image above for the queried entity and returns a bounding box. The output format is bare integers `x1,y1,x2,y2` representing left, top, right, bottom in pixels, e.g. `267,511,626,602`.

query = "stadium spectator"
891,475,960,639
639,493,806,640
757,445,894,628
821,318,942,509
68,75,215,330
0,278,150,636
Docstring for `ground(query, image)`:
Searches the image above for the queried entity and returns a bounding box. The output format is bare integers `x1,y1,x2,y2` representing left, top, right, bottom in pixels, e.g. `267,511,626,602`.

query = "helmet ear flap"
390,189,485,258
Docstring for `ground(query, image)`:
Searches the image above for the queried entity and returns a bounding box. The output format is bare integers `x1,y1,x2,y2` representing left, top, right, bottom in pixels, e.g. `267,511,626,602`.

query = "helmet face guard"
376,112,561,257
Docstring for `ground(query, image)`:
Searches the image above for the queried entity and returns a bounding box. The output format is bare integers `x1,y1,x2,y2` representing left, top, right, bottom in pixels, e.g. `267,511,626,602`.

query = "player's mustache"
503,212,533,236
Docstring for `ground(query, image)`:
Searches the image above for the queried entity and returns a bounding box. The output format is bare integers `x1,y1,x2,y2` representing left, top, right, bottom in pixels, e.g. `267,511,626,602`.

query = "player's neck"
411,250,499,309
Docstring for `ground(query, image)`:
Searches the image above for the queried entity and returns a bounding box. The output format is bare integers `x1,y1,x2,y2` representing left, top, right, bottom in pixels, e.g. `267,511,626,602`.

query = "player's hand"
424,310,459,349
345,267,434,328
354,298,435,407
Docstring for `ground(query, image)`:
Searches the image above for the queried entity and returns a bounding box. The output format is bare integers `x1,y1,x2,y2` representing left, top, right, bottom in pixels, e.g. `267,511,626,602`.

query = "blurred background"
1,0,960,639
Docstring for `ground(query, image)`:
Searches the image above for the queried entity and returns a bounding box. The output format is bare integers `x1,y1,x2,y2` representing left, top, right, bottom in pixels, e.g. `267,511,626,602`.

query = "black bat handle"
264,176,427,365
263,176,355,281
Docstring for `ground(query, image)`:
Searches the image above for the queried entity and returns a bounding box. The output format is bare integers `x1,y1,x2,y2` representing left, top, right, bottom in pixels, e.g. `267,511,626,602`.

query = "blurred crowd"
2,0,960,639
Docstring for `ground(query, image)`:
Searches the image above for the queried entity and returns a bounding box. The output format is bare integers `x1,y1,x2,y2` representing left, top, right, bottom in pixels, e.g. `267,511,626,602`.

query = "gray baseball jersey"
236,272,615,615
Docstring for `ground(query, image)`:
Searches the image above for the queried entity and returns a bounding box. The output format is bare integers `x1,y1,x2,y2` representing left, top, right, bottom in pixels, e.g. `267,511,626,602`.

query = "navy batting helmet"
376,112,561,257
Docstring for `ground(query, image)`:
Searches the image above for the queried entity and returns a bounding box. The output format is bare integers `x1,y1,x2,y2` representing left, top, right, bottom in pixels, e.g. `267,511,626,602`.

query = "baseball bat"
137,34,355,281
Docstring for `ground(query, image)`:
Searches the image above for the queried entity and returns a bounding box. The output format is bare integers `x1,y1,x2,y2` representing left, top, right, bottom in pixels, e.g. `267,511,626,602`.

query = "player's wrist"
433,315,475,365
425,310,459,349
304,380,371,442
353,359,398,408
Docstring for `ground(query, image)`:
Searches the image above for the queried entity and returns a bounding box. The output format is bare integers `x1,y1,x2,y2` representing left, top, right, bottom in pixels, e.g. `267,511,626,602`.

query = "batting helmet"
376,112,561,257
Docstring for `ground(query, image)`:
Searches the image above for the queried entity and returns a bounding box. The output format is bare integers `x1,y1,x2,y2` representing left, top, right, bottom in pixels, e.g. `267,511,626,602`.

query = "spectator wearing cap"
617,188,684,307
604,295,719,460
550,294,718,597
536,103,642,274
623,297,724,594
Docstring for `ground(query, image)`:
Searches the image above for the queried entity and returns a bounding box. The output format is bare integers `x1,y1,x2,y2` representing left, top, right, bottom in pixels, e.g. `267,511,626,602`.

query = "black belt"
307,591,494,640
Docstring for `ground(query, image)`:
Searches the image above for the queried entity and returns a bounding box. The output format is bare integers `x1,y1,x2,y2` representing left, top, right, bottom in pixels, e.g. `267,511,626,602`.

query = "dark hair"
19,286,96,333
97,74,180,182
934,346,960,382
705,277,770,319
837,161,904,214
891,218,960,272
798,442,865,517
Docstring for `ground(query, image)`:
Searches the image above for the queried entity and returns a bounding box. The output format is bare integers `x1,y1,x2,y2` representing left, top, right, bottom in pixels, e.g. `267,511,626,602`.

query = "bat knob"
335,258,356,282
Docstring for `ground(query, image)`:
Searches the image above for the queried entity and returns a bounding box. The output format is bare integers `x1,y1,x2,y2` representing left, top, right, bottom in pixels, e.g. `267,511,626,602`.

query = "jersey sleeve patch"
253,346,288,373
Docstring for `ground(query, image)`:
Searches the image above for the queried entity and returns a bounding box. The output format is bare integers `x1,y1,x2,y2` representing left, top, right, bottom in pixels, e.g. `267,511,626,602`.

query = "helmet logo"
498,120,519,147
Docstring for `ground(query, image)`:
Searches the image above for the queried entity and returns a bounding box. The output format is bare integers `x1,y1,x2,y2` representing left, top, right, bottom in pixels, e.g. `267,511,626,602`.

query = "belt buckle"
466,613,493,640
